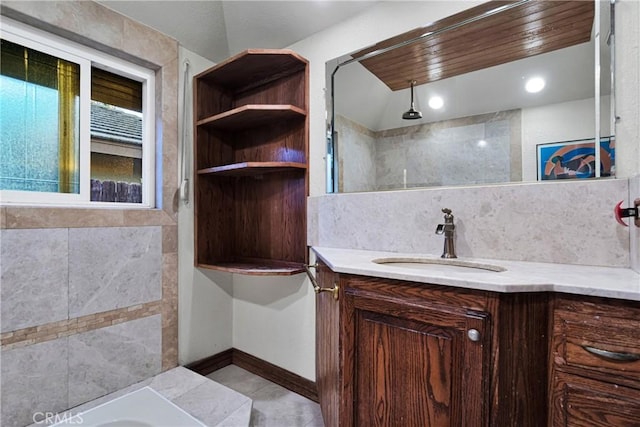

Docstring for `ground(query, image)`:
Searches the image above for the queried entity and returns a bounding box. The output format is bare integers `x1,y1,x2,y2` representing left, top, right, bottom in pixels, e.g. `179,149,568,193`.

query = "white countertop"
312,247,640,301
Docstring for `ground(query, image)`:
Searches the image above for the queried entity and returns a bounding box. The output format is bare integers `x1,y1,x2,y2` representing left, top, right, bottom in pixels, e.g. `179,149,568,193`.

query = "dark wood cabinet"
316,262,341,427
193,49,308,275
316,261,550,427
350,285,489,426
549,295,640,426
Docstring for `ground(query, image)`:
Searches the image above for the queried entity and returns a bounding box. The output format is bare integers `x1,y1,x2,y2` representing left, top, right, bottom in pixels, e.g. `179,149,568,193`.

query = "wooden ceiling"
352,0,594,91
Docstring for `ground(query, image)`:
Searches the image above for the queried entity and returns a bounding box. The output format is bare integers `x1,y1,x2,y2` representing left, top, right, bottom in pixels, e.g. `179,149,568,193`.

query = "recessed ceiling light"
477,139,487,147
525,77,545,93
428,96,444,109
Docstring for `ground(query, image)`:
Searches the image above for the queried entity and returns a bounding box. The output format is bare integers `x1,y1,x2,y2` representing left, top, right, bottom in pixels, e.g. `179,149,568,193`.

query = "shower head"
402,80,422,120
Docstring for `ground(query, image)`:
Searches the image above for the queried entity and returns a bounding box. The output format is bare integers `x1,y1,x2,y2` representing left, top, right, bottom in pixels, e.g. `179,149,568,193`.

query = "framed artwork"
536,137,615,180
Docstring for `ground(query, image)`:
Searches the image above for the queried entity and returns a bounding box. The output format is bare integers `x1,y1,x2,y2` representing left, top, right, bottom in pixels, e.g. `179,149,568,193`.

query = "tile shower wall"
308,178,630,267
1,227,163,427
0,2,179,427
337,110,521,191
336,115,377,193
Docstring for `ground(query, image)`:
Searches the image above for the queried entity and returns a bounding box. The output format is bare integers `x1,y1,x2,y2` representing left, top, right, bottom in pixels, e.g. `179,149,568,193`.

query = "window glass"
0,39,80,194
90,69,143,203
0,20,155,208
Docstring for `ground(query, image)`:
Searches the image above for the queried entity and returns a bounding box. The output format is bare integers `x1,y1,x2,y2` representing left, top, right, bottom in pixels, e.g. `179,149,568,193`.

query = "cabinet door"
550,372,640,427
350,292,489,427
315,262,341,426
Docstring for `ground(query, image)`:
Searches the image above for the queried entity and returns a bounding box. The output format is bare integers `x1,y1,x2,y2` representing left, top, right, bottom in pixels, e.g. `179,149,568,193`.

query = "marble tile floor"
207,365,324,427
25,367,252,427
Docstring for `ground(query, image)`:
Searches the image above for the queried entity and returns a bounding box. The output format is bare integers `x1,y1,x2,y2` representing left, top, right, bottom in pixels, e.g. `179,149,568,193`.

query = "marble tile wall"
1,228,69,332
336,115,377,193
1,339,69,427
0,2,179,426
0,227,163,426
68,227,162,317
2,315,162,427
67,315,162,407
336,110,521,192
309,178,630,267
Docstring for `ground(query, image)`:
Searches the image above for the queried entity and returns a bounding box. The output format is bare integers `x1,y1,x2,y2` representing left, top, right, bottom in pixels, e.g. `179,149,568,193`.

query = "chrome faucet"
435,208,457,258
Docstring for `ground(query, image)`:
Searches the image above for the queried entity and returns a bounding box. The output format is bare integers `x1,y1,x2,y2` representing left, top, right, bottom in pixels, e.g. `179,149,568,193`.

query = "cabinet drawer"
554,300,640,385
550,371,640,427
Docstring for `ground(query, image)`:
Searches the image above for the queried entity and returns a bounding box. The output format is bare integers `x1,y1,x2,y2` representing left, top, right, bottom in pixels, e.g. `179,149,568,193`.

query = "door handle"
582,345,640,362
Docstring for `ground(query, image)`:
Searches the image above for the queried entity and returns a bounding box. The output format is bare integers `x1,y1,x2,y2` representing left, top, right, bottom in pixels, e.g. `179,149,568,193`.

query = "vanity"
312,0,640,425
312,247,640,426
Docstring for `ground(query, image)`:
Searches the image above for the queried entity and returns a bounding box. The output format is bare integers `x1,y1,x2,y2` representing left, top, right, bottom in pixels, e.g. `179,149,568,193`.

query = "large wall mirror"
326,0,615,193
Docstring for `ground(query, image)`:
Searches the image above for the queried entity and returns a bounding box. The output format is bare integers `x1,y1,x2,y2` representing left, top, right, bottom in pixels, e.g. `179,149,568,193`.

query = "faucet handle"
442,208,454,224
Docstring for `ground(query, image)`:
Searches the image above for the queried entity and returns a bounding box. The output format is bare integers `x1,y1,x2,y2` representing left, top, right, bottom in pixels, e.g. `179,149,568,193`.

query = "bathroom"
1,1,639,426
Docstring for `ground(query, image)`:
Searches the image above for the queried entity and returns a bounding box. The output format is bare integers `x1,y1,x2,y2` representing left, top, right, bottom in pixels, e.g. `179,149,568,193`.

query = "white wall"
232,275,316,379
521,96,612,182
178,46,234,365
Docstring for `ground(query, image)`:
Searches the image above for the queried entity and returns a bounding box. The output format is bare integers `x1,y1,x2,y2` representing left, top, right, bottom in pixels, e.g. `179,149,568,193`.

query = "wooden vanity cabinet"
316,261,550,427
549,295,640,426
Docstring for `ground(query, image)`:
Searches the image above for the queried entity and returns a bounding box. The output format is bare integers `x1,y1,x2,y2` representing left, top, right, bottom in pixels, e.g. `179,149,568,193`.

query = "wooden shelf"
195,49,308,92
194,49,308,274
197,259,306,276
197,105,306,130
198,162,307,177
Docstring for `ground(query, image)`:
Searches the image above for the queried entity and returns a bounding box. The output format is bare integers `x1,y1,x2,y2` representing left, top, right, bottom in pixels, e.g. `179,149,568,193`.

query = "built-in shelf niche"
193,49,309,275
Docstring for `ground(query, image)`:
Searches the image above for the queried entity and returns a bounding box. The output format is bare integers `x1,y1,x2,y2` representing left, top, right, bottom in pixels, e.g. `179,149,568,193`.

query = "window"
0,19,155,207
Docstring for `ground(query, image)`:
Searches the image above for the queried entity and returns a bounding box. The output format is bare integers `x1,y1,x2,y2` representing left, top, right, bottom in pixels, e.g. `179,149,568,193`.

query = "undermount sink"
372,257,507,273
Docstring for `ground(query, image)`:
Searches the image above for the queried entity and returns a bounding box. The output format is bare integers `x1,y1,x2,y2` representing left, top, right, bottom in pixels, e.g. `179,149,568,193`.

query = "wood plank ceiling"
352,0,594,91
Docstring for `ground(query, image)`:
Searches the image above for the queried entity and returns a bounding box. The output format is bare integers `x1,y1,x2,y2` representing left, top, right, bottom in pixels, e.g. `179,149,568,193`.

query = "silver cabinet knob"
467,329,481,342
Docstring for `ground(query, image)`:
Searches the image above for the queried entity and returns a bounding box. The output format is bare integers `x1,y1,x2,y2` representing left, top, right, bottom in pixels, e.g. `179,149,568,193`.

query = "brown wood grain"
185,347,318,403
232,348,318,403
550,371,640,427
355,311,455,426
316,272,551,426
549,294,640,425
196,105,306,130
194,49,308,93
193,50,308,273
352,0,594,91
316,262,342,427
342,275,490,426
490,293,549,427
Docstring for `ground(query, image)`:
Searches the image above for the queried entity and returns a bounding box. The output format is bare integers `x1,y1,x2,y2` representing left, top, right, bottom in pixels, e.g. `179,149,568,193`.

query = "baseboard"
185,348,318,403
184,348,233,376
231,348,319,403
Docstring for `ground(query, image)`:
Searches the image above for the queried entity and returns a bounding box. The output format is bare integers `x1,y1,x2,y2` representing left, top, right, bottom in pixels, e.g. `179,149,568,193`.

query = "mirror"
327,0,615,193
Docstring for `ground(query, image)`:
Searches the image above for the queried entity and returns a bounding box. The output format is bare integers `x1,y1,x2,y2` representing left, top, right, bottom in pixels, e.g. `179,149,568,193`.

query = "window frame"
0,18,156,208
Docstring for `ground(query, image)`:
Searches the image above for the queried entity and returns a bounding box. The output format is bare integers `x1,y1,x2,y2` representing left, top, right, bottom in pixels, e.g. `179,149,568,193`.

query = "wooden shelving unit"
193,49,309,275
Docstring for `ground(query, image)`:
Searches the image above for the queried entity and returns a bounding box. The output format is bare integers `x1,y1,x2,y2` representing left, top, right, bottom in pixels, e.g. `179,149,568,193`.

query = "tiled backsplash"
309,178,630,267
